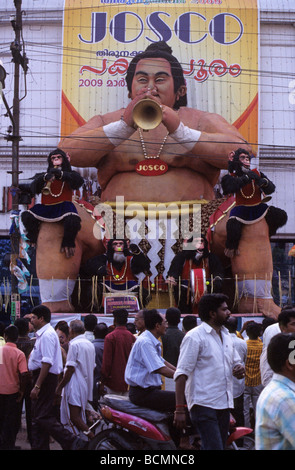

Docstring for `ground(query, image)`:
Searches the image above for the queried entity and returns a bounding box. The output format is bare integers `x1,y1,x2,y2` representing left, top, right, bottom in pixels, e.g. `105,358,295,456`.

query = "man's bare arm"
163,106,251,169
154,365,175,378
192,113,251,167
173,374,188,429
59,88,153,168
59,114,124,167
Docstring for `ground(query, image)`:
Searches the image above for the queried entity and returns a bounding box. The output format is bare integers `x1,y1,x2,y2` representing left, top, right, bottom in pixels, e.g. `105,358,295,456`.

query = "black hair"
4,324,19,342
143,309,164,331
94,322,109,339
278,308,295,327
84,314,98,331
165,307,181,326
267,332,295,373
126,322,137,334
55,320,70,337
126,41,187,109
113,308,129,326
32,304,51,323
261,317,277,332
182,315,197,332
246,321,262,339
14,317,30,336
198,293,229,323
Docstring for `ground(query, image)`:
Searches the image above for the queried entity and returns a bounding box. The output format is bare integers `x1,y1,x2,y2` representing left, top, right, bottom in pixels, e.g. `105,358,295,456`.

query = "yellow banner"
61,0,258,146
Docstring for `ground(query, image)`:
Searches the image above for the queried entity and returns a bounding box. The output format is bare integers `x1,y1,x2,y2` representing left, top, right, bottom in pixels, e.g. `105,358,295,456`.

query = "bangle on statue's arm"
103,119,135,146
169,122,201,150
260,177,269,187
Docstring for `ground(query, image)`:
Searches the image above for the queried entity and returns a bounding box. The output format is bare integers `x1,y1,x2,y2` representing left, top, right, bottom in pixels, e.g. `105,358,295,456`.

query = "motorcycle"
88,394,254,451
226,415,255,450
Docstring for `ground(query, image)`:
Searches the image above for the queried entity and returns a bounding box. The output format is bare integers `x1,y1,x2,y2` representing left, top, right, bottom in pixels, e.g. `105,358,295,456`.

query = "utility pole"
6,0,28,322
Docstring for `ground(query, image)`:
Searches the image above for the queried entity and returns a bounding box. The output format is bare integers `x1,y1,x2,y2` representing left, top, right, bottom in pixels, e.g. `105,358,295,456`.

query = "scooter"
88,394,254,451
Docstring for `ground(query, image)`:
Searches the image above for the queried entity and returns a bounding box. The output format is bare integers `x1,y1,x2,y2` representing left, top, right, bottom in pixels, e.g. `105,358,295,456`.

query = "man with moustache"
125,309,176,411
174,293,245,450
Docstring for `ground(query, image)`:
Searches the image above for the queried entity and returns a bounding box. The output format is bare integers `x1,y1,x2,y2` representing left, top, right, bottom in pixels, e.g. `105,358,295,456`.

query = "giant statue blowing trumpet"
27,41,287,317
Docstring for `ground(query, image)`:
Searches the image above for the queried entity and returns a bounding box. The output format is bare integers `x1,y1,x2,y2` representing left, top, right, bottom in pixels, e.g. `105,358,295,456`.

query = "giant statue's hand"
161,104,181,134
147,87,181,133
123,87,180,133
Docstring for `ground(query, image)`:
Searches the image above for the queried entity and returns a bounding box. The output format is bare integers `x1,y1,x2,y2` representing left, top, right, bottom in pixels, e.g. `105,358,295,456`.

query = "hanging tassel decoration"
233,274,239,309
278,271,282,307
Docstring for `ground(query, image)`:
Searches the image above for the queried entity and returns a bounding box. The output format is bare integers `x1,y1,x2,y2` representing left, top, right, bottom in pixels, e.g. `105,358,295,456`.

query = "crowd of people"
1,298,295,451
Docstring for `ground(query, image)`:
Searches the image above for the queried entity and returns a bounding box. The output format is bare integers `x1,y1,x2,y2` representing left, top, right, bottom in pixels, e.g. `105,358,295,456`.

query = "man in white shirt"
28,305,87,450
174,293,245,450
56,320,96,440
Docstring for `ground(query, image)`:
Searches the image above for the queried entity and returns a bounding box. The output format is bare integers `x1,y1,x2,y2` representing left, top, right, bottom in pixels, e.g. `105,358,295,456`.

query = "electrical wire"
0,5,294,156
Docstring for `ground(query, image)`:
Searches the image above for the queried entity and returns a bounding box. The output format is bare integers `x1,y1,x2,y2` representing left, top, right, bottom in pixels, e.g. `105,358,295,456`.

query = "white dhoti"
60,367,90,439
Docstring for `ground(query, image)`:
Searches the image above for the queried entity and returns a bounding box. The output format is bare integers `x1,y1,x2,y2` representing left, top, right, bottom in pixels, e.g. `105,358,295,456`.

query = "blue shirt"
255,373,295,450
125,330,165,388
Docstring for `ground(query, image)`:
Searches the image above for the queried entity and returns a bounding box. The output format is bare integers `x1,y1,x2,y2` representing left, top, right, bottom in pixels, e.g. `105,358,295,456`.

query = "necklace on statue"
240,179,255,199
136,128,169,176
110,260,127,281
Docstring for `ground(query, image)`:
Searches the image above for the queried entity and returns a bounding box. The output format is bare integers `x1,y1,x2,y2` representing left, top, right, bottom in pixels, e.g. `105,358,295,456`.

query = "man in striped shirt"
255,333,295,450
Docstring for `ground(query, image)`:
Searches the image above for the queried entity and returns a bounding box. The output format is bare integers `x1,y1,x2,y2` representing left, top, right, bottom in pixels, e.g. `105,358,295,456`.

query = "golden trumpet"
132,98,162,131
42,166,57,195
42,183,51,196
